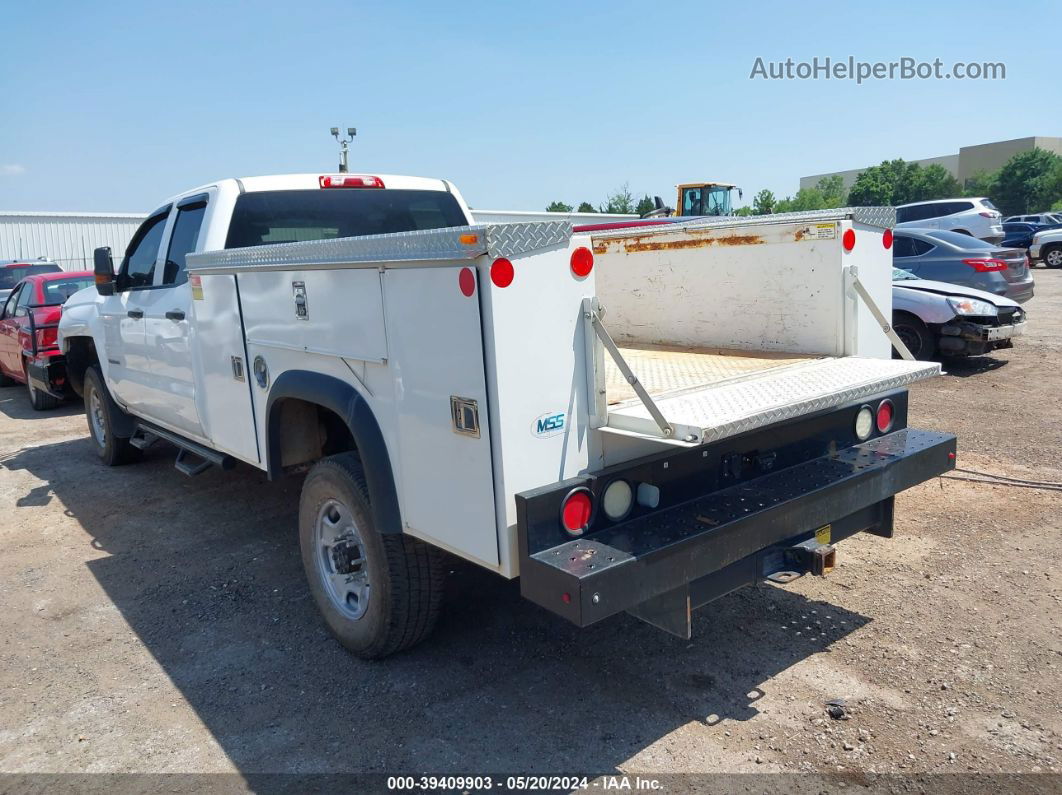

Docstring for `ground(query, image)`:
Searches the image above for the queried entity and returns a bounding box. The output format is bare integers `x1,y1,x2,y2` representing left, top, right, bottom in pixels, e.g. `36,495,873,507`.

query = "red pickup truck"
0,271,94,409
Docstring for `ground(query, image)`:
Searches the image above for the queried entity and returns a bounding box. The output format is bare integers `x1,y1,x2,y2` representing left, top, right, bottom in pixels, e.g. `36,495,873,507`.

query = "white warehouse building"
0,211,144,271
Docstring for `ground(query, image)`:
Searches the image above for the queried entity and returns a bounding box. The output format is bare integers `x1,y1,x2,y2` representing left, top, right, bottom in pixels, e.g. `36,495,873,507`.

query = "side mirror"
94,247,116,296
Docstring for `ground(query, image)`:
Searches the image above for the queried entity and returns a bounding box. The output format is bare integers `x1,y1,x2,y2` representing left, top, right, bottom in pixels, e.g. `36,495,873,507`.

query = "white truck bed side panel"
593,220,846,355
477,240,595,576
382,265,499,566
238,269,387,363
188,273,260,463
591,216,894,360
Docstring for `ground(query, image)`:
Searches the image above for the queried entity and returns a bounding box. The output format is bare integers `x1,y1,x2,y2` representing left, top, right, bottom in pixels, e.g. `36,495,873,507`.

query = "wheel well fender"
266,370,402,535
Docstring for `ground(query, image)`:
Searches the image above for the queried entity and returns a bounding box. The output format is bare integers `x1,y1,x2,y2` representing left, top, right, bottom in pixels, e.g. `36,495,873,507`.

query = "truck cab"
61,174,474,447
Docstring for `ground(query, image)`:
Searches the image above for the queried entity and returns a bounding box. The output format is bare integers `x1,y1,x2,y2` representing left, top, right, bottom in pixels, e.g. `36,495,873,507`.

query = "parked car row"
889,227,1031,361
895,197,1003,244
0,270,94,409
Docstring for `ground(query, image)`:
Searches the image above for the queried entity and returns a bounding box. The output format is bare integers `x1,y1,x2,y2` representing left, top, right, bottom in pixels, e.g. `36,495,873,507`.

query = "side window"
2,285,22,318
892,235,916,257
911,239,934,255
919,204,945,221
119,210,170,290
163,197,208,285
895,207,912,224
15,283,33,316
947,201,973,215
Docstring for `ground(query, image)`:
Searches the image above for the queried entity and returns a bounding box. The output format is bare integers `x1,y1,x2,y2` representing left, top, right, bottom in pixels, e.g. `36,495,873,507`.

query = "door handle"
127,309,144,319
165,310,186,321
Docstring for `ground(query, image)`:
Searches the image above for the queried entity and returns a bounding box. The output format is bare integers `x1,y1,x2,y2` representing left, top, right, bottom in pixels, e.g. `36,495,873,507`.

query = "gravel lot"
1,271,1059,782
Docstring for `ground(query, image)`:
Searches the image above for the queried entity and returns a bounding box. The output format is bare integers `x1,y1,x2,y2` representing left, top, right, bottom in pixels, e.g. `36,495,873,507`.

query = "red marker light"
882,228,893,249
319,175,385,188
490,258,514,288
458,267,475,297
570,246,594,278
876,400,894,433
842,229,856,251
560,488,593,536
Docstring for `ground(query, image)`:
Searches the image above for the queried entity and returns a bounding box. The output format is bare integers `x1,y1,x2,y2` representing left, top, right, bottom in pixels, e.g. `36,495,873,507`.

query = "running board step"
133,422,236,477
129,430,159,450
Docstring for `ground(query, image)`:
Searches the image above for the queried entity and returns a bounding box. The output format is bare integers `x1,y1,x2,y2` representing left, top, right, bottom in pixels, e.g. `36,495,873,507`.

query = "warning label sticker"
800,223,837,241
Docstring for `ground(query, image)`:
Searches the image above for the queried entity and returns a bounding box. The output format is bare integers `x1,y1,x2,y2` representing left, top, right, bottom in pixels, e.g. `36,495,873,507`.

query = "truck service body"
59,173,956,657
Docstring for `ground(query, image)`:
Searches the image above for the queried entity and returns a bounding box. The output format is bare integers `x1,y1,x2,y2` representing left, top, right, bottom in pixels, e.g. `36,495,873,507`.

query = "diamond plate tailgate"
607,356,941,443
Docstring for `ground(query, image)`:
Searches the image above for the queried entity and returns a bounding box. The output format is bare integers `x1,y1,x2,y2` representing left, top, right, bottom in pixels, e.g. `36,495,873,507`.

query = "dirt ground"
1,271,1060,784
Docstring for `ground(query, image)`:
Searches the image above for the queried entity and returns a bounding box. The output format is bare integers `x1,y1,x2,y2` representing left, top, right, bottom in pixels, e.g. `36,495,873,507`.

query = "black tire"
24,359,61,411
1043,245,1062,269
83,366,140,465
892,312,937,361
299,452,446,659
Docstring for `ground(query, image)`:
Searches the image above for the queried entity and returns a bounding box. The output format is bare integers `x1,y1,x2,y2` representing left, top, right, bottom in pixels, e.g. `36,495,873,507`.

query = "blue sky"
2,0,1059,213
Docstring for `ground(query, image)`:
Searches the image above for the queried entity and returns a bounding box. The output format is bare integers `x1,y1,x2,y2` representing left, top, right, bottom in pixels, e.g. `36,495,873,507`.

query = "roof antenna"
330,127,357,173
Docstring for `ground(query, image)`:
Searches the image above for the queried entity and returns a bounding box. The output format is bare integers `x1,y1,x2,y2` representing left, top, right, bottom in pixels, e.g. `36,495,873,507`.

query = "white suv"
895,197,1003,244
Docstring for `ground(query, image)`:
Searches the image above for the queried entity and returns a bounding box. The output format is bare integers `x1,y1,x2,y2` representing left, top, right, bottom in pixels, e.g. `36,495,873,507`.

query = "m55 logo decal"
531,412,566,438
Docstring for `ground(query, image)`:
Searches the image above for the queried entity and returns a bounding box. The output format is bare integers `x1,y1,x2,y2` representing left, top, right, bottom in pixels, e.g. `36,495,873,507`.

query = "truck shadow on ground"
4,437,871,774
0,390,83,421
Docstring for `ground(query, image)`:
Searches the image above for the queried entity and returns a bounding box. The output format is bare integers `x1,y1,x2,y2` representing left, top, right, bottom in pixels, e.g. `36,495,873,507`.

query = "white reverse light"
602,480,634,521
855,406,874,441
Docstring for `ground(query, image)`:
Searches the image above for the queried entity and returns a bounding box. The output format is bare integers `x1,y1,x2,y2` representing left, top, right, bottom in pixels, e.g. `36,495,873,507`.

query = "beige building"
800,136,1062,192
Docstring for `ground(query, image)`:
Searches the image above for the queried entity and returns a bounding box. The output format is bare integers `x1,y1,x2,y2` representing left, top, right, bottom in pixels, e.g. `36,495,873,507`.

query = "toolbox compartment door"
383,265,499,566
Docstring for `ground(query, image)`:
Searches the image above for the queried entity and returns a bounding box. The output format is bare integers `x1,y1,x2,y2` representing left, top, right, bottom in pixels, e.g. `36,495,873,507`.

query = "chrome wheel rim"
315,498,370,620
88,386,106,446
1047,250,1062,267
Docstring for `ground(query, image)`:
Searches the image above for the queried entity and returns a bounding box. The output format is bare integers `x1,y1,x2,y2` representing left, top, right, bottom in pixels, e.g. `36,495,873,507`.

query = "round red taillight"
842,228,856,251
490,258,514,288
560,488,593,536
882,228,893,249
876,399,894,433
571,246,594,278
458,267,475,297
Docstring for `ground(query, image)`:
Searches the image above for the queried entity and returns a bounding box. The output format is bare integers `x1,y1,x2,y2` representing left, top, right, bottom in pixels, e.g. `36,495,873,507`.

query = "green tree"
963,170,997,198
733,206,754,217
990,148,1062,216
814,175,848,207
846,159,959,206
600,182,636,214
545,200,573,212
576,202,597,213
635,195,656,217
908,164,961,202
774,188,829,214
751,189,776,215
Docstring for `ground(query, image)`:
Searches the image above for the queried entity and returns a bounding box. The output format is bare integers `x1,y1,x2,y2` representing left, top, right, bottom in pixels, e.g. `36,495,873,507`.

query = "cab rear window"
225,189,469,249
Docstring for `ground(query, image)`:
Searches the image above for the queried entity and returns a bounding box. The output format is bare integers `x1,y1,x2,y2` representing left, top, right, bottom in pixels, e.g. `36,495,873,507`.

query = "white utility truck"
59,173,956,658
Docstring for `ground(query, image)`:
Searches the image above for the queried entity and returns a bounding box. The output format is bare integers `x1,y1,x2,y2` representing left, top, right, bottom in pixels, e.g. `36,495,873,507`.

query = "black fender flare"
265,370,402,535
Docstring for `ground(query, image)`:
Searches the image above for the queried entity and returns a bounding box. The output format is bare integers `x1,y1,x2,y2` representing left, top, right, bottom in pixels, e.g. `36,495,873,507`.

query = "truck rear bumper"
517,428,955,636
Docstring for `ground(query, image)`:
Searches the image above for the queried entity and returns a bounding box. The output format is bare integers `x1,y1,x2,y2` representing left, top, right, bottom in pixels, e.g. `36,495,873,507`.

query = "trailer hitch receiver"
788,539,836,576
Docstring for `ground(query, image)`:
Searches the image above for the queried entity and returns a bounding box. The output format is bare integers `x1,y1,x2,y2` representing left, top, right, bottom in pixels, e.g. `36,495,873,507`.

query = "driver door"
100,207,171,414
0,285,24,377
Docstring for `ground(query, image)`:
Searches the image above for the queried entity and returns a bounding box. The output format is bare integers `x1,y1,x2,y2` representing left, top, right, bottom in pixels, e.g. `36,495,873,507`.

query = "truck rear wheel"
299,452,446,659
83,366,140,465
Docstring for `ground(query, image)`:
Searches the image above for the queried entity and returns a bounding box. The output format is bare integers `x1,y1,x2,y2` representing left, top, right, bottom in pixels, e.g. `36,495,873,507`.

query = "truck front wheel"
299,452,446,659
83,366,140,465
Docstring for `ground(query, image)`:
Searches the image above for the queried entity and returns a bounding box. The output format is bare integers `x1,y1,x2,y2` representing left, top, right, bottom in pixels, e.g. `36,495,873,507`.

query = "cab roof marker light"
319,175,385,189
